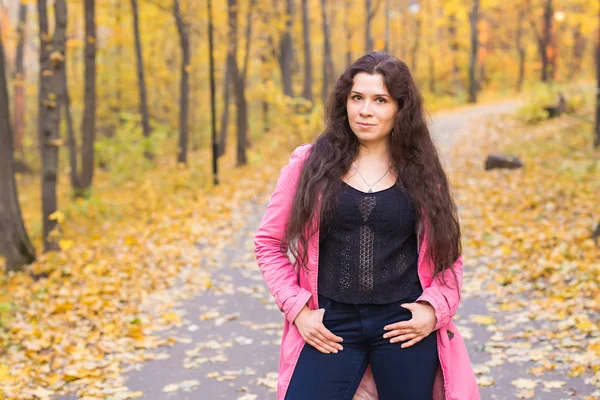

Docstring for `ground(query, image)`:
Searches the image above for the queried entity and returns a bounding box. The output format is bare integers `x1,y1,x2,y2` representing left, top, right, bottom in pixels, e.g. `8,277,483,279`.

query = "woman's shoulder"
289,143,314,163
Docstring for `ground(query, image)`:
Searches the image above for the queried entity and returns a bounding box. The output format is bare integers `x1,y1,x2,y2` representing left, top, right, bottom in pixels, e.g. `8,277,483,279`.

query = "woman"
254,52,480,400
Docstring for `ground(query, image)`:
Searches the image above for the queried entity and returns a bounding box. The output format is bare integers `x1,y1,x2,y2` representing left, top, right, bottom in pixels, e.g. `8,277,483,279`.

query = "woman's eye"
376,97,387,103
353,95,362,100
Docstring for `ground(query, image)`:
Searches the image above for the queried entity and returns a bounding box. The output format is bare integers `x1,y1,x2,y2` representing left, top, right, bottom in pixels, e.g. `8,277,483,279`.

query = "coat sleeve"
416,254,463,332
253,144,313,325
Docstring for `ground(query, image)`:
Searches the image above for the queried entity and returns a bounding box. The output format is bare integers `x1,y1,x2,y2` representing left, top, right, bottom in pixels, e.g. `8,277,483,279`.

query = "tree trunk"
345,0,353,67
365,0,372,53
260,8,270,133
280,0,294,97
595,1,600,148
0,22,36,272
320,0,333,105
427,0,436,93
77,0,96,196
568,23,585,80
38,0,66,252
130,0,152,159
448,13,462,93
410,18,421,73
217,56,232,157
218,0,257,156
174,0,190,165
63,65,79,186
540,0,554,82
468,0,479,103
114,0,122,121
227,0,253,166
12,2,27,158
301,0,312,104
384,0,390,53
516,4,526,91
241,0,255,150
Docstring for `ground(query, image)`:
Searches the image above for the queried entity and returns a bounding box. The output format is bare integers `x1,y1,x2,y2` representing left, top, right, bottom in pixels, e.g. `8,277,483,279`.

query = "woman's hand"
382,301,437,348
293,305,344,354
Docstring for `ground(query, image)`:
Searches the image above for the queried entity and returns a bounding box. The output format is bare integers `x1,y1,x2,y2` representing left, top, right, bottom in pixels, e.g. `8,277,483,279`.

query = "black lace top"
317,180,423,304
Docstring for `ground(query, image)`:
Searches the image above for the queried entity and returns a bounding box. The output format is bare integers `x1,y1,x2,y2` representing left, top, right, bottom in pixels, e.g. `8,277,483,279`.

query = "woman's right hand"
293,305,344,354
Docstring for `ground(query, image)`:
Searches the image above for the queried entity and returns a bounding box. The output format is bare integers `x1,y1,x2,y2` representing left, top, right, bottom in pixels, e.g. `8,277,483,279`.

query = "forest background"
0,0,599,398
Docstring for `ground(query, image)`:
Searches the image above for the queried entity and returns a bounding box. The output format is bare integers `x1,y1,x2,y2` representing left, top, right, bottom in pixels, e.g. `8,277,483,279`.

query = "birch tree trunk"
37,0,66,252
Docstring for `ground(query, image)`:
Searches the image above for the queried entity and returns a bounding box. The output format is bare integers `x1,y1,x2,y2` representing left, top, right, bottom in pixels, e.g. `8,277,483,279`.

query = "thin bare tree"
595,0,600,148
37,0,67,251
173,0,190,164
130,0,152,159
301,0,313,104
320,0,334,104
0,20,36,272
280,0,294,97
12,2,27,158
468,0,480,103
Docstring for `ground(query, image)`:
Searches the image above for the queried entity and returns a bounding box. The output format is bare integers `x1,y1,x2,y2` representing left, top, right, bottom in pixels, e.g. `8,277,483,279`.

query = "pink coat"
254,144,480,400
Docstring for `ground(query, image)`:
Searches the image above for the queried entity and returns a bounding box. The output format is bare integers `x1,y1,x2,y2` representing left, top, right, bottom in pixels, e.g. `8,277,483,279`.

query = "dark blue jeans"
285,293,438,400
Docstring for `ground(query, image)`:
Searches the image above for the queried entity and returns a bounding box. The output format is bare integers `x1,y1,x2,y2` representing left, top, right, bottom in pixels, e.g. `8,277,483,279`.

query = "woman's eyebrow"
350,91,391,98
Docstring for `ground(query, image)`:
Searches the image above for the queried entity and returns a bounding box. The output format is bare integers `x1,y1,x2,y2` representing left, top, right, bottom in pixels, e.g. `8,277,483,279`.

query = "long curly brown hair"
282,52,461,289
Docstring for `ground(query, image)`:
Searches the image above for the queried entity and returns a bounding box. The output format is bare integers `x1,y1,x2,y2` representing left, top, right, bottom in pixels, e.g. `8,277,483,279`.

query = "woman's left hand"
382,301,437,348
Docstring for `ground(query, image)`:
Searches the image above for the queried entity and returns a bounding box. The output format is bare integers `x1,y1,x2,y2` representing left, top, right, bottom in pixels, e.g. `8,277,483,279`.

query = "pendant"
368,188,373,193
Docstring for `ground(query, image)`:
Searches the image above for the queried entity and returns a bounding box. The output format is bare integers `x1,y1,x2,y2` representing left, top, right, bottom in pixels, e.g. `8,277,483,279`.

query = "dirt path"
65,98,597,399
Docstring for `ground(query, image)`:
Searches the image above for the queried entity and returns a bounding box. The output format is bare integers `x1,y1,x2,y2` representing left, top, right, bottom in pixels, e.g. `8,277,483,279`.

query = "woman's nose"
359,101,373,116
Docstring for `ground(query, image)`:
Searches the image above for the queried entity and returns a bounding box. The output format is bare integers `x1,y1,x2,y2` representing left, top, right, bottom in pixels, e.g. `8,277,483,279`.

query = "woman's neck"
355,139,393,167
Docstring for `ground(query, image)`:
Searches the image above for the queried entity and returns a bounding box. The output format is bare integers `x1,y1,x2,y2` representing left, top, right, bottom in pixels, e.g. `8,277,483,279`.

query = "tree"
301,0,313,104
530,0,556,82
173,0,190,164
0,18,36,272
76,0,97,196
12,2,27,158
63,0,96,198
365,0,382,53
37,0,66,252
468,0,480,103
130,0,152,159
217,53,233,157
595,0,600,148
320,0,334,104
344,0,353,67
225,0,255,166
515,2,528,91
279,0,294,97
410,12,422,73
448,12,463,93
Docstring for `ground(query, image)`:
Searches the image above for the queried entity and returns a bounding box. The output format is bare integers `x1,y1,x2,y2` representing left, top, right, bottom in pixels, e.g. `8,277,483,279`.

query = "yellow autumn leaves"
0,133,298,398
449,108,600,388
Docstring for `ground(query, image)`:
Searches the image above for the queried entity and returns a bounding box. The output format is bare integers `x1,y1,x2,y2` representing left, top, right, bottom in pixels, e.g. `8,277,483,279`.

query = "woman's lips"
357,122,375,129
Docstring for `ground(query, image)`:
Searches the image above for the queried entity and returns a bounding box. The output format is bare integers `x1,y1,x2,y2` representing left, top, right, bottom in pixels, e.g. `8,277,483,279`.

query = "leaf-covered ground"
0,131,299,399
449,110,600,399
1,99,599,399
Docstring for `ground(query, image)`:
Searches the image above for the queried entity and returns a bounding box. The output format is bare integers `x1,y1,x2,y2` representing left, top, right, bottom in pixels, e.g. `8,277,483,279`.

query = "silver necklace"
351,161,394,193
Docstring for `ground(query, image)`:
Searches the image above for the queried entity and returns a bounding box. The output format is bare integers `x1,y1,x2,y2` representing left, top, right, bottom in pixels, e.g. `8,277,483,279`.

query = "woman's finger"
307,339,330,354
313,330,343,352
319,326,344,344
400,336,423,348
308,337,337,354
317,327,344,350
389,333,418,344
383,329,412,339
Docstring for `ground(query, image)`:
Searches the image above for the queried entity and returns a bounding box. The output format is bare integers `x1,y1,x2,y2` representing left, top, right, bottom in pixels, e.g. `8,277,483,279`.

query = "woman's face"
346,72,399,145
